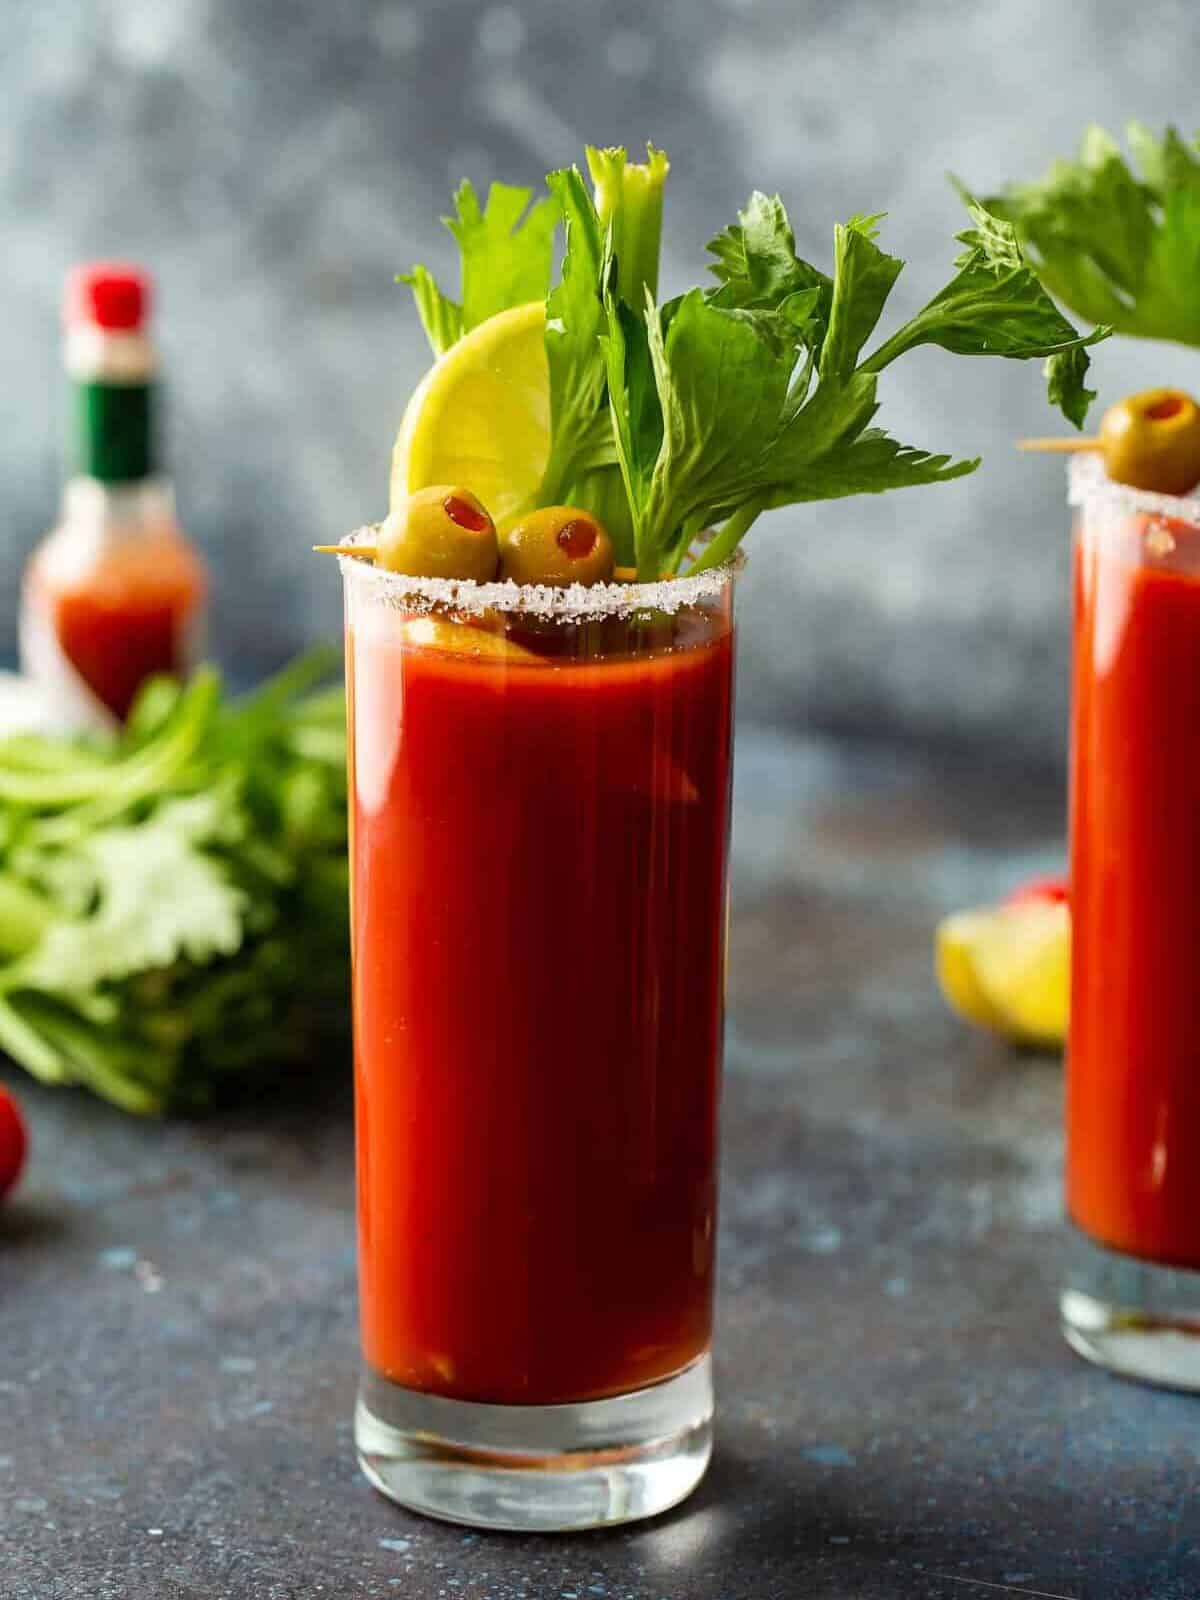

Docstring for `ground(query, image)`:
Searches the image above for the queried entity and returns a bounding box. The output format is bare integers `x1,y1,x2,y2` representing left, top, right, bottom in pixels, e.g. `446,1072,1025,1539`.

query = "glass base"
1061,1228,1200,1390
355,1352,713,1531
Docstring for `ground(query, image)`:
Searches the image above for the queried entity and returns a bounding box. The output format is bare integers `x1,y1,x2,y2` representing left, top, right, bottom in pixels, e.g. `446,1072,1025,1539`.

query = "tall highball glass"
1063,453,1200,1387
341,545,739,1528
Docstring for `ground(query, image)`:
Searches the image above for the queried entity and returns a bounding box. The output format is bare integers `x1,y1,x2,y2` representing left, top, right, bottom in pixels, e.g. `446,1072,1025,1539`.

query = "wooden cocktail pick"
1016,438,1104,453
312,546,644,583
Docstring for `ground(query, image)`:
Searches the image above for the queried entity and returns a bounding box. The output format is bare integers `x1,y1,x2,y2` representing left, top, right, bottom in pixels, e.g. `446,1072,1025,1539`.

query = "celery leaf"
974,122,1200,347
401,180,556,357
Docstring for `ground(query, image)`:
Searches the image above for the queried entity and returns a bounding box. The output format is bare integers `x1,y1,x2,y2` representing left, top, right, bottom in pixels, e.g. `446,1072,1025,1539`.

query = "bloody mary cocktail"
1065,453,1200,1384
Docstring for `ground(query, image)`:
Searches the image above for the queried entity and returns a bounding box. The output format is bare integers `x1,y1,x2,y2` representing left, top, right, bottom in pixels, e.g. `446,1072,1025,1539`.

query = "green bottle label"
68,380,155,482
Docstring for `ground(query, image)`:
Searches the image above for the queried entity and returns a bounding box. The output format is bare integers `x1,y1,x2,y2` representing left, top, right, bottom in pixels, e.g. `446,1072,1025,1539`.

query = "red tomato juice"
1068,512,1200,1268
347,610,734,1405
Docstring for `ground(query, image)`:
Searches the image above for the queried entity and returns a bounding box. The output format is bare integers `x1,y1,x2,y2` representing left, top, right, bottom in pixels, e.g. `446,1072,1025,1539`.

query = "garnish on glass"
317,145,1106,587
1018,387,1200,496
970,123,1200,497
967,122,1200,350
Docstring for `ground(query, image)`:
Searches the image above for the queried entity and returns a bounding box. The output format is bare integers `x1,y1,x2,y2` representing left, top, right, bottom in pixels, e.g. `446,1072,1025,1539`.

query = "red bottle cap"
63,263,152,331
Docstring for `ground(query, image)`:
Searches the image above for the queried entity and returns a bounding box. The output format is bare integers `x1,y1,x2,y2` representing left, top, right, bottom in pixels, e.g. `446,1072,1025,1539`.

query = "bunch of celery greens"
0,654,348,1114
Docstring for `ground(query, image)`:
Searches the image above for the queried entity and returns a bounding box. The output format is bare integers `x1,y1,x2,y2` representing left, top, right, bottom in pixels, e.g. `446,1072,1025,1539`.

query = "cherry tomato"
0,1086,27,1202
1006,875,1069,908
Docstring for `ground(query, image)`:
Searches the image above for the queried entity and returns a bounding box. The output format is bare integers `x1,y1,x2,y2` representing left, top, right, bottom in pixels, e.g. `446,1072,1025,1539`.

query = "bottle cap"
63,264,152,331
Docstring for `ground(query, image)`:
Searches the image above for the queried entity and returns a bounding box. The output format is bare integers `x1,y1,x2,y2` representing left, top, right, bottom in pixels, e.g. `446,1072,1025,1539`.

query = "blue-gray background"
3,0,1197,764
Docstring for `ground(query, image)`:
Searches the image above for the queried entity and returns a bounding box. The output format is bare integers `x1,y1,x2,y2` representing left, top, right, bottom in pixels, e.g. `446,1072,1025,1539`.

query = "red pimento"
443,493,491,533
556,517,598,559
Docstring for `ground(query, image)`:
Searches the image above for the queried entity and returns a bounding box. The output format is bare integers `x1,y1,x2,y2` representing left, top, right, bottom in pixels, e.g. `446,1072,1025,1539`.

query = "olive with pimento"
499,507,615,587
376,486,499,582
1097,388,1200,496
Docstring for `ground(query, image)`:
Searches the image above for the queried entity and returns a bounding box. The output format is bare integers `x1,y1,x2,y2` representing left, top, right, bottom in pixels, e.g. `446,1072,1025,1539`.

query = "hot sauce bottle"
20,264,208,726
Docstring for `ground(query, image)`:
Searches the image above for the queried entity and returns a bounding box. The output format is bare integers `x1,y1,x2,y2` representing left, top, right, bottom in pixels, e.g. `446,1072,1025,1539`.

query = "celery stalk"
550,145,669,563
570,463,637,561
588,145,669,308
0,875,54,960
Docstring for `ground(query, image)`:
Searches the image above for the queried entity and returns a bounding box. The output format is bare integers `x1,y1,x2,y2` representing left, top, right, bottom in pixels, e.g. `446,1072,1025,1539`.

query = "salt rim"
1069,449,1200,525
336,525,744,619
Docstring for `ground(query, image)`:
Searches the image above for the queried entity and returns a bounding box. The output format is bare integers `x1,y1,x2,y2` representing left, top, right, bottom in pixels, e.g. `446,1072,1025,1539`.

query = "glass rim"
1070,451,1200,526
336,525,744,620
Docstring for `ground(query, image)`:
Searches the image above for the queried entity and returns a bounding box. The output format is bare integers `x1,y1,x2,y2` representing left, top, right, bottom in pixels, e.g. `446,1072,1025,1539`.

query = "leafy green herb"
707,190,833,332
1045,346,1099,432
820,215,903,383
402,149,1105,580
608,287,813,576
531,148,670,561
973,123,1200,347
601,187,1105,576
401,266,462,359
537,165,611,509
0,653,348,1114
861,202,1109,372
401,180,557,357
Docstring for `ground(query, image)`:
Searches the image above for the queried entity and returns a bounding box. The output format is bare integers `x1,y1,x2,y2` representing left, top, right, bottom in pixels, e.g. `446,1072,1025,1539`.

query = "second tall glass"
1063,453,1200,1387
343,546,739,1529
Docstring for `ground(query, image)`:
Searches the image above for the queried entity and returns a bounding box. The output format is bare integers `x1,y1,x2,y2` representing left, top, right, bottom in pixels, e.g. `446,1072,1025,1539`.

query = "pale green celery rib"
0,874,54,960
27,672,221,846
0,996,68,1084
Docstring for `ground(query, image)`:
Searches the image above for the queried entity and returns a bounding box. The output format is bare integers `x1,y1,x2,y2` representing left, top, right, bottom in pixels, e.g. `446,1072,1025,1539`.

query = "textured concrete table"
2,729,1195,1600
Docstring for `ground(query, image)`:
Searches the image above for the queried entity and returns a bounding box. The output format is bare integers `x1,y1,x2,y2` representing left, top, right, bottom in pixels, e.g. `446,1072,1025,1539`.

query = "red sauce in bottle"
30,530,207,722
21,263,209,727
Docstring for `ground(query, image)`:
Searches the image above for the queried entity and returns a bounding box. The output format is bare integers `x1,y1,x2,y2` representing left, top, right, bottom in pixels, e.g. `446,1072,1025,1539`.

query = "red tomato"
1007,874,1069,908
0,1086,27,1201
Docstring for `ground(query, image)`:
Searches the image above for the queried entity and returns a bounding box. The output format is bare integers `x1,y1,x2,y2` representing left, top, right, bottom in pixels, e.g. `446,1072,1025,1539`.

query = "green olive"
377,486,498,581
1099,388,1200,496
498,507,616,587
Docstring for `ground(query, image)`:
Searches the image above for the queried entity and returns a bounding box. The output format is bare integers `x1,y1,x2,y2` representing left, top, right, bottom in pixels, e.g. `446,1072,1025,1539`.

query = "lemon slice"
936,900,1069,1049
391,302,549,529
936,913,1007,1032
400,617,543,664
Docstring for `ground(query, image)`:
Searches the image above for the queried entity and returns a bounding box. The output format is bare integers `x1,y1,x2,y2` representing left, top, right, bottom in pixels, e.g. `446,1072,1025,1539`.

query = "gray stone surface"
3,1,1200,761
3,727,1195,1599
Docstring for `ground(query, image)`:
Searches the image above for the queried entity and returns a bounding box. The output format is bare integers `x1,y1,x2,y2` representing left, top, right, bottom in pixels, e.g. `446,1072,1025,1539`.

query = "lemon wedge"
936,899,1069,1049
935,913,1007,1033
391,302,549,529
400,617,543,664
